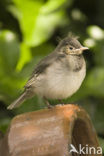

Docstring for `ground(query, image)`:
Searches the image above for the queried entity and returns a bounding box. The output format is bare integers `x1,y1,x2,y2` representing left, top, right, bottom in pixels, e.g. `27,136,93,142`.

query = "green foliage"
0,30,24,100
0,0,104,150
9,0,68,46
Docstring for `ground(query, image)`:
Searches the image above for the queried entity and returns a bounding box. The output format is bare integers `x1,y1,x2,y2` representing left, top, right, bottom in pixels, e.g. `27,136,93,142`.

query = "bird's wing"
25,52,66,89
24,60,51,89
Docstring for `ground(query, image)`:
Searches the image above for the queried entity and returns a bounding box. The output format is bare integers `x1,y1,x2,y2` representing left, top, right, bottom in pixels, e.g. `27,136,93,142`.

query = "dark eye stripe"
69,47,73,50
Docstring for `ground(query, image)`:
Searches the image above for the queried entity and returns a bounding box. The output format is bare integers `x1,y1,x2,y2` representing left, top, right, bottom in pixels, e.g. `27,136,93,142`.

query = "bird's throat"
70,54,85,72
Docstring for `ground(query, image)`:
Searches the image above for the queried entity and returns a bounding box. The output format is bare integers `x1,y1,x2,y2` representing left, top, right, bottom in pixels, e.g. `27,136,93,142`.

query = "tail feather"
7,92,27,110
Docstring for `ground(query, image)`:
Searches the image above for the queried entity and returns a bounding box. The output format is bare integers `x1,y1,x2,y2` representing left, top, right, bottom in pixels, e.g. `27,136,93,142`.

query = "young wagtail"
7,35,88,109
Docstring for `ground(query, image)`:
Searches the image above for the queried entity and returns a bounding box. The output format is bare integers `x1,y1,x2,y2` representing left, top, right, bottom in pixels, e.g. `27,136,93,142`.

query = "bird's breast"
35,55,86,99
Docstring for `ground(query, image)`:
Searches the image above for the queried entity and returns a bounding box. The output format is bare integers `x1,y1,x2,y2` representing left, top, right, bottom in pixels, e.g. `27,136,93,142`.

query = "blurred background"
0,0,104,152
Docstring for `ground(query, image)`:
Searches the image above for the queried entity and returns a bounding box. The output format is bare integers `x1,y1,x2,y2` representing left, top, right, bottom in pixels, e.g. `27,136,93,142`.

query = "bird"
7,35,88,110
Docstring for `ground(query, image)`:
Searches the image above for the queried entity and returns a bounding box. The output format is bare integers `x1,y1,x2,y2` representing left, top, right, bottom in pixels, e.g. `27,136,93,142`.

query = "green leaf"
0,30,26,101
9,0,43,46
16,42,32,71
9,0,67,46
41,0,69,14
0,30,20,72
30,11,65,46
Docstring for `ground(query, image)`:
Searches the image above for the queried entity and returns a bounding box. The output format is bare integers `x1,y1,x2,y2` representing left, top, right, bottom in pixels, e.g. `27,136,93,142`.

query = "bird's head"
57,36,88,55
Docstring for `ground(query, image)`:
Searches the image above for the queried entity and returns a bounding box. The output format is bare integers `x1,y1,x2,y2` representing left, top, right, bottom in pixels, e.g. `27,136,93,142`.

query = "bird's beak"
74,46,89,54
80,46,89,51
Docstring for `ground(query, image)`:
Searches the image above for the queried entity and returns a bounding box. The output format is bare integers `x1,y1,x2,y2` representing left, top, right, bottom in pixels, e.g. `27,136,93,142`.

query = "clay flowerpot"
0,104,102,156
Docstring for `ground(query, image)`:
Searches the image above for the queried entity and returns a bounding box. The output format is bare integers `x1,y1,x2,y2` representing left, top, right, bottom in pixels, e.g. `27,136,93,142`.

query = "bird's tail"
7,92,27,110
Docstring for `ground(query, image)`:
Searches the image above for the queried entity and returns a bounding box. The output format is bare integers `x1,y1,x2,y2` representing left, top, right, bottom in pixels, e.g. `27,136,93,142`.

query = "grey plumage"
7,36,88,109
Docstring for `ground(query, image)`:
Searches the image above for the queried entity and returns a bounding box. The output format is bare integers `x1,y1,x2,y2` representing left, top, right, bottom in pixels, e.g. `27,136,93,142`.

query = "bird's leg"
43,97,53,109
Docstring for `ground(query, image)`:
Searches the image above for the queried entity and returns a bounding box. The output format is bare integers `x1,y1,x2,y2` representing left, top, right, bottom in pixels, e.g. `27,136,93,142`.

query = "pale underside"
27,55,86,100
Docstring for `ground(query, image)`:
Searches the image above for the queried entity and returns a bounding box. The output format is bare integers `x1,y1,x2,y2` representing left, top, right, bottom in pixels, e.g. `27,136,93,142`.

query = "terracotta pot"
0,104,102,156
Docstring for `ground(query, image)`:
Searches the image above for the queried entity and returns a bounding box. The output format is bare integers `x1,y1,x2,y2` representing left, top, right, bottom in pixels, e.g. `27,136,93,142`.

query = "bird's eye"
69,47,73,50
